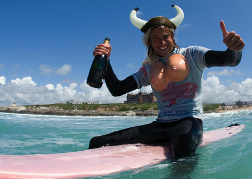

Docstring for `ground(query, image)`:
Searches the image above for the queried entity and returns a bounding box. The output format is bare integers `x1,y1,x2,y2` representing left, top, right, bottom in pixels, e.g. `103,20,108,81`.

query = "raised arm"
105,61,138,96
205,20,245,67
92,43,138,96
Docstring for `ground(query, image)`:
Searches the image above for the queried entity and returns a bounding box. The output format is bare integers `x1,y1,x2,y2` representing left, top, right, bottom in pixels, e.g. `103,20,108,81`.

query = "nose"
158,39,166,45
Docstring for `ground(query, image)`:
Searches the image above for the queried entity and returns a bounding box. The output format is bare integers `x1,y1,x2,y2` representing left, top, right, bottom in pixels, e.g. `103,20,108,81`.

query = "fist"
93,44,112,59
220,20,245,52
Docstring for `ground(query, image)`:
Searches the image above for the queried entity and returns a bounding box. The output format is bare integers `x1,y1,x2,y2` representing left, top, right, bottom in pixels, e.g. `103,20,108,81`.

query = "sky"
0,0,251,106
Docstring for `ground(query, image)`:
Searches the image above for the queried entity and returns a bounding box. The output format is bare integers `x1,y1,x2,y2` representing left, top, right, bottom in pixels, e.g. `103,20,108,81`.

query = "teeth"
159,47,167,50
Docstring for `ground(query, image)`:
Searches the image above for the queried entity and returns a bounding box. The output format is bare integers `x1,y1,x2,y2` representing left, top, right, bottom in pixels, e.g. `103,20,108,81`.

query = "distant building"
221,102,236,110
66,100,101,104
126,93,140,103
236,100,252,108
221,100,252,110
141,92,156,103
126,92,156,103
10,102,17,107
247,101,252,106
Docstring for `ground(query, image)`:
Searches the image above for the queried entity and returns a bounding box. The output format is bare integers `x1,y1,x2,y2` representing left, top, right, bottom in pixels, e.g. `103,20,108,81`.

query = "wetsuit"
89,47,242,157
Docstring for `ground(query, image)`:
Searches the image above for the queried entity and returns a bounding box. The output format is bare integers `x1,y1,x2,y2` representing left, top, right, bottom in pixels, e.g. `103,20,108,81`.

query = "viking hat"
130,5,184,33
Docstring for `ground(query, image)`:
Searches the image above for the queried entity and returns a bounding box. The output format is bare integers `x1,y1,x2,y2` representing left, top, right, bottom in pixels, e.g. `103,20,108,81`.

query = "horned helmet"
129,5,184,33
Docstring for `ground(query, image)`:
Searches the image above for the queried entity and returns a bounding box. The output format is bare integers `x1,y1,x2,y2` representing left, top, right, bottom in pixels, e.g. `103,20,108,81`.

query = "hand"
220,20,245,52
93,44,112,59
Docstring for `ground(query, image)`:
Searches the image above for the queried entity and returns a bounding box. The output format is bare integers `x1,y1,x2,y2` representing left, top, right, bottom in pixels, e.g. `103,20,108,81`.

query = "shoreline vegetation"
0,103,251,117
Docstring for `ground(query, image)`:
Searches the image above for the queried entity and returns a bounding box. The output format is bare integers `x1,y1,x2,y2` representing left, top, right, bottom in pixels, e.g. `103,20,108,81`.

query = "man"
88,5,245,157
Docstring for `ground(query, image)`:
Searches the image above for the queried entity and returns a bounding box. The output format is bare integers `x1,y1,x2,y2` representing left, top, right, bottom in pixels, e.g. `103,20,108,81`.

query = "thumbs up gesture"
220,20,245,52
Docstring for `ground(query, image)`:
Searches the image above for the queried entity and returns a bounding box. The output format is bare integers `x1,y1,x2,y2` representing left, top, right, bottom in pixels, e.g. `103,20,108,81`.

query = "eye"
152,37,160,41
163,35,169,40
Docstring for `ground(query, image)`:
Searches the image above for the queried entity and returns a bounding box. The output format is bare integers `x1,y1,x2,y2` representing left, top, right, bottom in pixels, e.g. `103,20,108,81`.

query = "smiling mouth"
159,46,168,50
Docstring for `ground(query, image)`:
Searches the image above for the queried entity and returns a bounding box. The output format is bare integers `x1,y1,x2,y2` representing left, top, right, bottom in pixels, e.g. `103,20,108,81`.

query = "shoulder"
179,46,210,55
134,63,151,77
179,46,211,70
179,46,210,61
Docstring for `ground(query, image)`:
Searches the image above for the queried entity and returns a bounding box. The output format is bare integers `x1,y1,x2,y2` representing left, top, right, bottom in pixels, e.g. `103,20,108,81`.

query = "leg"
169,118,203,157
89,121,164,149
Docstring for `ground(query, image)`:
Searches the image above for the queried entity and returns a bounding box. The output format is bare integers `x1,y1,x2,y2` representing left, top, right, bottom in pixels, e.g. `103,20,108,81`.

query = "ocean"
0,110,251,179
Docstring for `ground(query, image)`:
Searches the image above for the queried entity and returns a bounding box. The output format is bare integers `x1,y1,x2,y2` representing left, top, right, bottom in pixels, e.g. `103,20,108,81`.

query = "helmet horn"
129,7,147,29
170,5,184,28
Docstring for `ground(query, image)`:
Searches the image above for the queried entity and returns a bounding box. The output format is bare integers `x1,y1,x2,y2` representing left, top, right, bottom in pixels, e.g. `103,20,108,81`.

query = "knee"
172,131,202,157
172,138,193,157
89,136,101,149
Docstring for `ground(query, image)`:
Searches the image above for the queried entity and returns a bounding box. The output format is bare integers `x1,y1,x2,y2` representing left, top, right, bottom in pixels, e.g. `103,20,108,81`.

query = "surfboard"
0,124,245,179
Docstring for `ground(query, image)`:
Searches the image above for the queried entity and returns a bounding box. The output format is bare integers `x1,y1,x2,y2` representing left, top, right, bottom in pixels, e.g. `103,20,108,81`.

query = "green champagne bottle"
87,37,110,88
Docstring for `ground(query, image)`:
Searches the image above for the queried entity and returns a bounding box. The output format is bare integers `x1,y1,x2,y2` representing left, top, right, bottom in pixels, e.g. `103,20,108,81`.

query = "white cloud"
126,63,140,69
0,64,4,69
40,64,72,76
46,84,54,91
139,86,152,93
177,23,191,29
11,76,37,86
235,69,243,75
207,68,242,77
0,76,6,85
136,10,143,16
40,65,54,75
54,83,78,101
79,80,126,103
0,76,127,106
126,63,133,67
202,76,252,103
0,75,252,106
55,64,72,75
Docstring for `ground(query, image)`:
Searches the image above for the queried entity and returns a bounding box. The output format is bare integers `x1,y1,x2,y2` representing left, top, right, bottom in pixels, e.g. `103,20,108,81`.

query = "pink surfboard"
0,124,245,179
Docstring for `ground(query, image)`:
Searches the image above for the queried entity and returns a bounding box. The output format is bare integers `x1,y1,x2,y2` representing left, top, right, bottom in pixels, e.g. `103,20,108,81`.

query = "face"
149,26,174,57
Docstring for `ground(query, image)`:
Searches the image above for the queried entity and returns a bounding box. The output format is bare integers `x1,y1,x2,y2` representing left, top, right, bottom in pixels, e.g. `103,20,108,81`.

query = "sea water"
0,110,251,179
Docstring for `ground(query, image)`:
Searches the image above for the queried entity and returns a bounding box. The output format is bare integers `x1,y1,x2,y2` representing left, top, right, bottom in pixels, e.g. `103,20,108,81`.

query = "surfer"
88,5,245,157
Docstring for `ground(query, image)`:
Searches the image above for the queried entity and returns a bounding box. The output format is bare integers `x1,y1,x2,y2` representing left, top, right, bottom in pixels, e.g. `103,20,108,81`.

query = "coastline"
213,106,252,113
0,105,159,117
0,105,251,117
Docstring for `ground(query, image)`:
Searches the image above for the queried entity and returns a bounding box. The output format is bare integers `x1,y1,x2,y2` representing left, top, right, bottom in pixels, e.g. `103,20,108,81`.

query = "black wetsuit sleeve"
205,48,242,67
105,60,138,97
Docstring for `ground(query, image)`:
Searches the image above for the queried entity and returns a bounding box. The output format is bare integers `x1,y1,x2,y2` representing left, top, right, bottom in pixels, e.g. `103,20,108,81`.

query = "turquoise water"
0,110,251,179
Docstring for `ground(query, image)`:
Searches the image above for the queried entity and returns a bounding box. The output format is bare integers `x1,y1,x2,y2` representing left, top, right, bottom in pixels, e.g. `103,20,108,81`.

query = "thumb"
220,20,228,38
